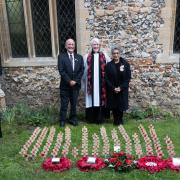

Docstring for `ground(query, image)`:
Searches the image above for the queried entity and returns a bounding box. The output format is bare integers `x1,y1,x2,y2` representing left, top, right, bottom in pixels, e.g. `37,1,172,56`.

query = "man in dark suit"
58,39,84,127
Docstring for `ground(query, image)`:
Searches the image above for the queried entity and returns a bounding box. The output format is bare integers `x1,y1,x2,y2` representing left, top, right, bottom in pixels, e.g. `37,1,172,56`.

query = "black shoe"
113,122,119,126
60,121,65,127
69,119,78,126
97,121,104,125
120,119,124,125
113,119,123,126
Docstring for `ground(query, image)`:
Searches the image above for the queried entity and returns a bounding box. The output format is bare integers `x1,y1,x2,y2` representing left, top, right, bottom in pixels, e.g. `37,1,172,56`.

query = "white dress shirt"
68,52,75,71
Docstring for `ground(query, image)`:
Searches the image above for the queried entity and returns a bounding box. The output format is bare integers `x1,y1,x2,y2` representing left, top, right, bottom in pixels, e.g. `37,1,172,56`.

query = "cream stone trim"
75,0,90,55
4,57,57,67
23,0,35,58
52,0,59,56
49,0,56,57
1,0,11,61
157,0,179,63
0,2,5,62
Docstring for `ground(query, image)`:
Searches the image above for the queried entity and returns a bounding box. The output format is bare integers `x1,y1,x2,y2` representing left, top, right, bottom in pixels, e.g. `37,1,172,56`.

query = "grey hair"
111,46,120,54
65,38,75,45
90,38,100,46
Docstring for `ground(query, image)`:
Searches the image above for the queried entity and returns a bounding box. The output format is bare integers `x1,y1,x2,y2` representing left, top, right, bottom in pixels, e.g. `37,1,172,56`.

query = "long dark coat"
105,57,131,111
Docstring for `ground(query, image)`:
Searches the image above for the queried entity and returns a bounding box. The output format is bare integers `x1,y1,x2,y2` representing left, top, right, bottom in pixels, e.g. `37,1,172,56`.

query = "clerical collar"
92,50,100,54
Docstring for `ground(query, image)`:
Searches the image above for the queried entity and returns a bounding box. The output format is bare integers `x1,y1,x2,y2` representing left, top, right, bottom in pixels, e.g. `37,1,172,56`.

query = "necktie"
70,54,73,70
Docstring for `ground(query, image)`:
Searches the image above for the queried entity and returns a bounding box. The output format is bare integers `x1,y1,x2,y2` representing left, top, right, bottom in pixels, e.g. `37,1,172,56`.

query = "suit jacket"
58,52,84,90
105,57,131,111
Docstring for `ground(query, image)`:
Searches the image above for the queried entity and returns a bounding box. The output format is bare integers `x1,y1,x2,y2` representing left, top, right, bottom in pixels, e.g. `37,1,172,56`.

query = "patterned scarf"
87,52,107,106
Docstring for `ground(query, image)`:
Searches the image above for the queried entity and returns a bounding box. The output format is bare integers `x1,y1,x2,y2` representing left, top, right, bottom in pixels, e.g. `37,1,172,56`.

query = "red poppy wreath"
105,152,135,172
42,157,71,172
76,156,106,172
137,156,167,173
166,158,180,172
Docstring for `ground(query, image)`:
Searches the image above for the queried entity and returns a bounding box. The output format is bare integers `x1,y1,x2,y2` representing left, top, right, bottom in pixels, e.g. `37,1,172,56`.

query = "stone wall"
129,59,179,114
2,67,60,107
1,59,179,114
84,0,165,60
1,0,179,114
1,67,85,111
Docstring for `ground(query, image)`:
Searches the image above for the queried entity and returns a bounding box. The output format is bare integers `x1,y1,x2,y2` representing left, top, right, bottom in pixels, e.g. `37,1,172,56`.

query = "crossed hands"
114,87,121,93
69,80,77,86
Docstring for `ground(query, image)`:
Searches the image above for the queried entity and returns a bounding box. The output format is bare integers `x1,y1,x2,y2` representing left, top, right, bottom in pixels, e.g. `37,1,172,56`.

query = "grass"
0,104,180,180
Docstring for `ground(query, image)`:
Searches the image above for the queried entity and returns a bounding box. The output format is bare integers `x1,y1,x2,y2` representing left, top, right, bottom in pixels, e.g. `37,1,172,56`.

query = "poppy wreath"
137,156,167,173
106,152,135,172
76,156,106,172
165,158,180,172
42,157,71,172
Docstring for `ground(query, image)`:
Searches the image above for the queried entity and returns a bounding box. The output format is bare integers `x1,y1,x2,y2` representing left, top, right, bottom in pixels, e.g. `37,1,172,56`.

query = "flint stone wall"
2,59,180,114
1,0,180,114
84,0,165,60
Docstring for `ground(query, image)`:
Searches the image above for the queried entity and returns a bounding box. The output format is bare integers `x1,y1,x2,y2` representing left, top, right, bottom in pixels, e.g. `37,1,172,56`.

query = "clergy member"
82,38,110,124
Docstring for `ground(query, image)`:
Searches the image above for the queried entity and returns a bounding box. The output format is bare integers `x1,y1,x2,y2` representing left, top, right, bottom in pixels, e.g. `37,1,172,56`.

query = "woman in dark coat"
105,47,131,125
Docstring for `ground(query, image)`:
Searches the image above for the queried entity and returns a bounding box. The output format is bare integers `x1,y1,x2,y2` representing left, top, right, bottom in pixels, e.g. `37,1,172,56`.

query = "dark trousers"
112,109,123,125
85,107,105,124
0,113,2,138
60,88,79,122
0,123,2,137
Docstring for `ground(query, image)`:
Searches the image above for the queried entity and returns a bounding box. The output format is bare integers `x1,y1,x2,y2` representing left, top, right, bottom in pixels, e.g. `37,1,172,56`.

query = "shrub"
2,103,59,126
130,108,148,120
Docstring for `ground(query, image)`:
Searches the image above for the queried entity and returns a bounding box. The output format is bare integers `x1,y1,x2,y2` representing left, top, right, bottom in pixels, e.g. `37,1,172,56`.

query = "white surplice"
82,52,110,108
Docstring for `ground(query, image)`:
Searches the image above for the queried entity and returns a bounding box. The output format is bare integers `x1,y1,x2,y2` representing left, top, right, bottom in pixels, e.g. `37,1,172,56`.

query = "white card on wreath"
52,157,60,163
114,146,120,152
87,157,96,164
172,157,180,166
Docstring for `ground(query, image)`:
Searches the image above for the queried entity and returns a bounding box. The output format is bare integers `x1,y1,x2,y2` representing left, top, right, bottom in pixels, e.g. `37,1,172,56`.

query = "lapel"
112,61,117,76
74,54,79,72
119,58,126,76
111,61,118,85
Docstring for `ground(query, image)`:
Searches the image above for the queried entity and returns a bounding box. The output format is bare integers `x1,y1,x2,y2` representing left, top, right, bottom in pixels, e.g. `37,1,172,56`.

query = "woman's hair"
90,38,100,46
111,46,120,54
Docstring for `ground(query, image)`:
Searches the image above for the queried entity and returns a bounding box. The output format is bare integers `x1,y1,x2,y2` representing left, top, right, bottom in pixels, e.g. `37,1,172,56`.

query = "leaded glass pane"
5,0,28,57
173,1,180,53
56,0,76,53
31,0,52,57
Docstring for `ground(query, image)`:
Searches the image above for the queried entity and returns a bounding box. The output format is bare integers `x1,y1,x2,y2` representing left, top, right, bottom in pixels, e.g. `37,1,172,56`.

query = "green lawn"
0,108,180,180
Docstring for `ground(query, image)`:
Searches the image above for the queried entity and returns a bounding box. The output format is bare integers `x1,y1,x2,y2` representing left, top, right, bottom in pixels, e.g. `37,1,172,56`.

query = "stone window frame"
0,0,89,67
156,0,180,63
